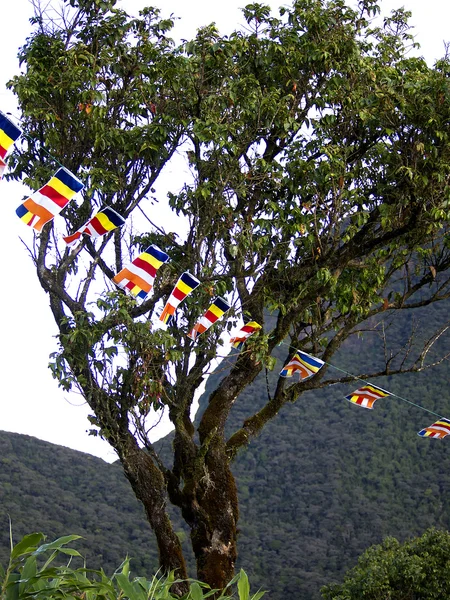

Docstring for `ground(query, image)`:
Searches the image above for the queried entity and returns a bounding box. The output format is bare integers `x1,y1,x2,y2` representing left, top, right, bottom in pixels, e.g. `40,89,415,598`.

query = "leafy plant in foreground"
0,532,264,600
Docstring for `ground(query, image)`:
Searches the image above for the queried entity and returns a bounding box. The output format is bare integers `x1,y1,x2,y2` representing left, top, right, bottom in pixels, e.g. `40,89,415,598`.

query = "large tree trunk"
118,436,189,595
183,438,239,592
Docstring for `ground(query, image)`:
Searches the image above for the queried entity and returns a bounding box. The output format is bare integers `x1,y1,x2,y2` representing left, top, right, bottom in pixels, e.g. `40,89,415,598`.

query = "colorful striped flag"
418,418,450,439
187,296,231,341
159,272,200,326
280,351,324,379
113,245,169,300
63,206,125,247
16,167,84,231
230,321,262,349
345,384,389,409
0,111,22,179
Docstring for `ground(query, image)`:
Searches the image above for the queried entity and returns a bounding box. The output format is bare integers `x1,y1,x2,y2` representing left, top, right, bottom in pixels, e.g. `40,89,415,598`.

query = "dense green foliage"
0,532,262,600
321,529,450,599
7,0,450,591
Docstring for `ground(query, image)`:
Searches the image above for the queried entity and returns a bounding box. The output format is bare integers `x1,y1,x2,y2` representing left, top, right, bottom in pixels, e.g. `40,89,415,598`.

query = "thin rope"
320,359,445,421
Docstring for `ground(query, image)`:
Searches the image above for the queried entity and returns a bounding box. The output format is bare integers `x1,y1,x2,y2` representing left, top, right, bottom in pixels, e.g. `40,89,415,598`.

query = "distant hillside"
0,432,159,573
1,302,450,600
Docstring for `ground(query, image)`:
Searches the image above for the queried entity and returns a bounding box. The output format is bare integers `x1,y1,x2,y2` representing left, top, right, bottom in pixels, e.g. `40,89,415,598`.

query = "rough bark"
116,435,189,595
181,438,239,593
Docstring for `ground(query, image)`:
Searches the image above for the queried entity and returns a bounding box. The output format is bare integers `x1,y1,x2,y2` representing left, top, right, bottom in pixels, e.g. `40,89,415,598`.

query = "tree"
321,528,450,599
7,0,450,593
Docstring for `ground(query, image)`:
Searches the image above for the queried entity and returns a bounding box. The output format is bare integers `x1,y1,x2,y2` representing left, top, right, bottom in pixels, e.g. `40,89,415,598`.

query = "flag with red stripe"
16,167,84,231
345,384,390,409
187,296,231,341
159,272,200,326
230,321,262,349
280,351,324,380
0,111,21,179
63,206,125,247
418,418,450,439
113,245,169,300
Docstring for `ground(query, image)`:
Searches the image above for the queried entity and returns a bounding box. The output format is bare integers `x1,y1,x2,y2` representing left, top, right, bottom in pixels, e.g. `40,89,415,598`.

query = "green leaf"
10,533,44,560
237,569,250,600
115,573,145,600
33,535,82,555
190,581,204,600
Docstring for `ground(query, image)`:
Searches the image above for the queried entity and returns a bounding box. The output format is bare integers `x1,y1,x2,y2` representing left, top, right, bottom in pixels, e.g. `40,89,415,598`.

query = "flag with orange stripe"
230,321,262,349
187,296,231,341
418,418,450,439
159,272,200,326
345,384,389,409
113,245,169,300
280,351,324,379
16,167,84,231
63,206,125,247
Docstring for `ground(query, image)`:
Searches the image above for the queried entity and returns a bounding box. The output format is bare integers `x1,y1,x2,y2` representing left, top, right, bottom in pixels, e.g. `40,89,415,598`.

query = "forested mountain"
1,303,449,600
0,433,158,573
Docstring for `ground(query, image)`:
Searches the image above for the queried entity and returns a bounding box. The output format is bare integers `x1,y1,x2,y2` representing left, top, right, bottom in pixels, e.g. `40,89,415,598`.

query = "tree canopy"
322,528,450,600
7,0,450,593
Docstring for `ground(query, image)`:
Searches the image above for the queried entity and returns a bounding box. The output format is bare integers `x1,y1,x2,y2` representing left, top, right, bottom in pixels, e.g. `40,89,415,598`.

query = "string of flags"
3,109,450,440
279,348,450,439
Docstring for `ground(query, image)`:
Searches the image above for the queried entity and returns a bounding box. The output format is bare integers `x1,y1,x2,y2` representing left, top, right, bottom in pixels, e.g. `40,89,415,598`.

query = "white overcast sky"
1,0,449,463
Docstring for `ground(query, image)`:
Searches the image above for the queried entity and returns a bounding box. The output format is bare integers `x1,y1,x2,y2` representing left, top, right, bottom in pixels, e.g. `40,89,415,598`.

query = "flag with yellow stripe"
418,418,450,439
16,167,84,231
187,296,231,341
0,111,21,173
113,245,169,300
345,384,390,409
63,206,125,247
159,272,200,326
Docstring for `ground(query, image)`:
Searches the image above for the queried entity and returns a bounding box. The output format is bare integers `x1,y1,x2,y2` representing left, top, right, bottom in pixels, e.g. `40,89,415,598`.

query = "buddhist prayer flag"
187,296,231,341
113,245,169,300
230,321,262,349
0,111,22,179
159,272,200,326
345,384,389,409
418,418,450,439
63,206,125,247
280,351,324,379
16,167,84,231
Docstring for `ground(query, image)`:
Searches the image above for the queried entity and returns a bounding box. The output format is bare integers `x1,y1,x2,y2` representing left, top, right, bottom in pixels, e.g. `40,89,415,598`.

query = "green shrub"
0,532,265,600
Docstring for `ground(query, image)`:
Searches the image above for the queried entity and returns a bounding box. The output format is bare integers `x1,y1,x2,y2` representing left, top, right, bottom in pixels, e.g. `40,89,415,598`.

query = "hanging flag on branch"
418,418,450,439
345,384,390,409
16,168,84,231
230,321,262,349
159,272,200,326
0,111,22,180
187,296,231,341
63,206,125,247
280,351,324,380
113,245,169,300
